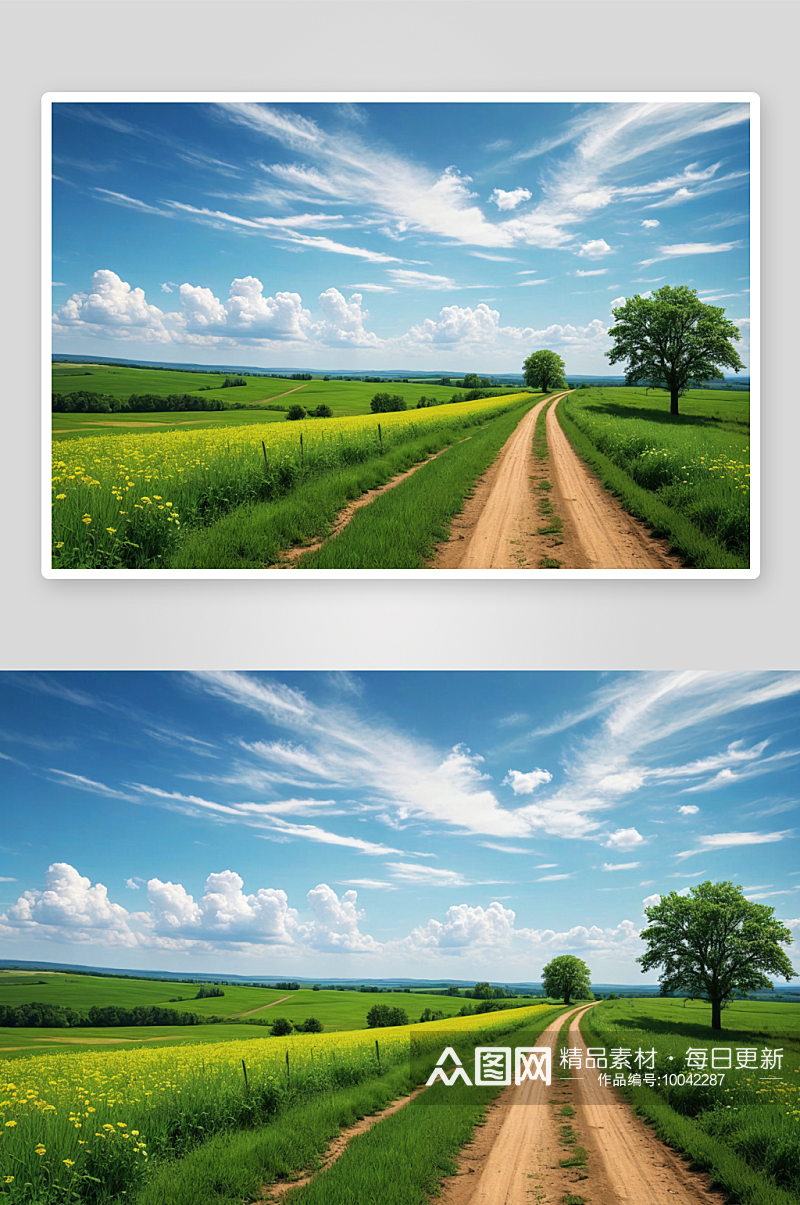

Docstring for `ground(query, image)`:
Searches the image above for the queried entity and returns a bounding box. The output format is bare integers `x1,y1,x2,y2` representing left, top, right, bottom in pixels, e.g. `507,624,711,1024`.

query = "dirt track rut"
547,395,679,569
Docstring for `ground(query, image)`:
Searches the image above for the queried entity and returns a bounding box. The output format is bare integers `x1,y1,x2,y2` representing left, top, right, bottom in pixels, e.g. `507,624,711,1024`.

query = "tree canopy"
606,285,745,415
522,349,566,393
637,881,796,1031
541,955,592,1005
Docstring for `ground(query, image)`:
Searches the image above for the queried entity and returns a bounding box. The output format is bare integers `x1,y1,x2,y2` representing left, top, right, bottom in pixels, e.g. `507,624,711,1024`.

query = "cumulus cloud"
577,239,612,258
642,893,661,909
504,768,553,795
641,219,660,228
489,187,532,211
398,900,641,964
678,805,700,815
53,269,171,343
604,828,646,851
0,863,137,947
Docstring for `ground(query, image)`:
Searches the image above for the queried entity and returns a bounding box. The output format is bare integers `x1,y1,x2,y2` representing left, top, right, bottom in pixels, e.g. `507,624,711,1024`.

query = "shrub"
366,1004,409,1028
370,392,407,413
286,404,307,421
312,404,333,418
301,1017,323,1033
271,1017,294,1036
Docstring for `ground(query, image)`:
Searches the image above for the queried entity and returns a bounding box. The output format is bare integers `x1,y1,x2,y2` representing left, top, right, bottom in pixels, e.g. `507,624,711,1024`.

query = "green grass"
280,1006,565,1205
52,409,288,439
135,1064,418,1205
52,364,524,426
559,386,750,568
580,998,800,1204
296,399,534,568
170,428,459,569
0,973,477,1054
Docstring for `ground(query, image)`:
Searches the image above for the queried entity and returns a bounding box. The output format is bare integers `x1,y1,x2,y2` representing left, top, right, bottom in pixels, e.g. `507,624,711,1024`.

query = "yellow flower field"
51,394,533,569
0,1006,549,1200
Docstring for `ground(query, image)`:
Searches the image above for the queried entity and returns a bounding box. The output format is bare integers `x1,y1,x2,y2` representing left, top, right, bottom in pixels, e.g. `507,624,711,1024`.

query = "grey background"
1,0,795,671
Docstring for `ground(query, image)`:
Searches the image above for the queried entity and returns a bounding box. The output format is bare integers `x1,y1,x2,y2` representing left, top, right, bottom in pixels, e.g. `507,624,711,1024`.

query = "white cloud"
349,282,396,293
53,269,171,344
641,220,660,228
611,296,627,309
676,830,793,859
604,828,646,851
640,240,742,267
603,861,641,871
642,893,661,909
303,883,379,952
0,863,137,947
575,268,608,277
316,289,382,348
160,282,174,293
489,187,532,211
124,878,141,890
504,768,553,795
577,239,612,259
385,862,469,887
387,269,457,290
536,873,573,881
678,805,700,815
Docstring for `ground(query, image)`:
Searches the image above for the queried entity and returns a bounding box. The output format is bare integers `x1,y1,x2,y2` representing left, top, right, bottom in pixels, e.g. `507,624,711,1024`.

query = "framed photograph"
43,93,758,578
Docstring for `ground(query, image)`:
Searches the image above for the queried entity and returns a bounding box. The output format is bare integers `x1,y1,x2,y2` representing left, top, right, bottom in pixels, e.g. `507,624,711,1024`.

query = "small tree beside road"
541,955,592,1005
523,349,566,394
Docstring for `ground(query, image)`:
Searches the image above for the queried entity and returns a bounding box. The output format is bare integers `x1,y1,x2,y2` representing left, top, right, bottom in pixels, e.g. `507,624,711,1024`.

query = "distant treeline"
52,391,287,414
0,1002,202,1028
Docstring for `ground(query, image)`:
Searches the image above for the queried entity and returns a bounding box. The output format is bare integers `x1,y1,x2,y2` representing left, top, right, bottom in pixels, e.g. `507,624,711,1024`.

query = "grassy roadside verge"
579,1007,797,1205
135,1065,416,1205
531,398,563,568
135,1007,564,1205
171,429,456,568
284,1006,566,1205
555,402,746,569
296,400,534,569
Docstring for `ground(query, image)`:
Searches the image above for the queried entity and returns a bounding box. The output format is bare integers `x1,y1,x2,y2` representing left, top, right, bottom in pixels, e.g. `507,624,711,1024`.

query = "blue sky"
0,671,796,984
51,99,751,374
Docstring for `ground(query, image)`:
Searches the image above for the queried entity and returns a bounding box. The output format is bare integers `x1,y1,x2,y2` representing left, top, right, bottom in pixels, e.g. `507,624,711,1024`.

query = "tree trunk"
711,998,722,1031
670,388,680,416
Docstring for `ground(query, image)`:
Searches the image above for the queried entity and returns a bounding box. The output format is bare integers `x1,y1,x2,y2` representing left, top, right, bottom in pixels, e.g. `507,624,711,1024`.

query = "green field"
581,997,800,1204
559,386,751,569
52,363,520,431
0,1002,560,1205
0,970,480,1054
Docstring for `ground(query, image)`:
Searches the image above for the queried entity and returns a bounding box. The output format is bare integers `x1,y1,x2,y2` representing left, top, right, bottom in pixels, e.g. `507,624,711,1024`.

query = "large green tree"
606,285,745,416
638,881,796,1031
523,349,566,393
541,955,592,1005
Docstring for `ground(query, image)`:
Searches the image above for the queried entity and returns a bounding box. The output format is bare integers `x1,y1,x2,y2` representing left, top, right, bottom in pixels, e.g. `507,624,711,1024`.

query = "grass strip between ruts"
171,428,458,568
296,400,534,569
578,1008,797,1205
555,404,745,570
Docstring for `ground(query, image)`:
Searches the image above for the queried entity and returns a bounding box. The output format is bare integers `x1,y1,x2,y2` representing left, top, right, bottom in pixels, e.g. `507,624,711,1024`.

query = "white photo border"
41,91,760,580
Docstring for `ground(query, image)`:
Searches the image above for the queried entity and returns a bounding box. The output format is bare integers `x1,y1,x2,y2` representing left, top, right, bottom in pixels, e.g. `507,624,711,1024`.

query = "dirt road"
568,1010,722,1205
546,395,679,570
441,1005,590,1205
440,1005,722,1205
434,394,566,569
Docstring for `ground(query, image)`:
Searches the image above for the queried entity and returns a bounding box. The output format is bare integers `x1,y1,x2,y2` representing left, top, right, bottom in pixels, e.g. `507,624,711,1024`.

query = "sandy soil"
570,1010,723,1205
234,993,295,1017
261,1086,427,1200
437,1005,593,1205
438,1005,723,1205
433,395,565,569
547,395,681,570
